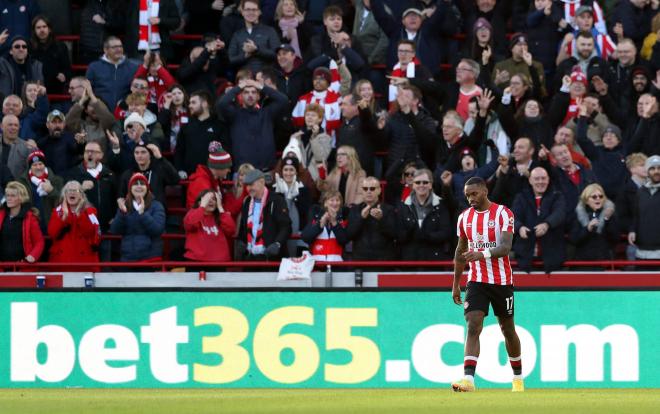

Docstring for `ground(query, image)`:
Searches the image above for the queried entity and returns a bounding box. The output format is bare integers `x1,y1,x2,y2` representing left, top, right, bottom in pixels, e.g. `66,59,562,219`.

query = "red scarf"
562,97,579,125
247,187,269,254
28,169,48,184
389,58,420,109
138,0,161,51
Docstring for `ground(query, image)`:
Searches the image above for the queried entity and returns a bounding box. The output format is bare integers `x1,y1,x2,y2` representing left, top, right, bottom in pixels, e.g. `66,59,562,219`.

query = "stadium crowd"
0,0,659,271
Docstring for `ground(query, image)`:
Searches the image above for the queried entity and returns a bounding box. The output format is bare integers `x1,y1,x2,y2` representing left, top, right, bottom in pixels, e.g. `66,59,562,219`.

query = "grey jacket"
0,137,31,179
228,23,280,72
352,0,389,65
0,56,44,98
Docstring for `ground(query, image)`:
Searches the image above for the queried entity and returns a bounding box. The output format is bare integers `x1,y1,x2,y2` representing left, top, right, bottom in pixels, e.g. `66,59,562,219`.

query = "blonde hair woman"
318,145,366,206
571,183,618,261
275,0,305,58
0,181,44,264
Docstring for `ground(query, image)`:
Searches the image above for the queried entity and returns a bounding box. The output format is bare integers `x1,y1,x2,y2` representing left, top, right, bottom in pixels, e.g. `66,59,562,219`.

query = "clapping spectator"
30,15,71,94
302,189,349,262
184,189,236,262
134,51,176,109
0,181,44,265
273,156,312,256
228,0,280,72
85,37,139,109
17,150,62,232
110,172,166,263
47,180,101,270
571,183,619,261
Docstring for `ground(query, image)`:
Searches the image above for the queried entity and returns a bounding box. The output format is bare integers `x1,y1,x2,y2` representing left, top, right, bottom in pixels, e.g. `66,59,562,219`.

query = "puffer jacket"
109,199,166,262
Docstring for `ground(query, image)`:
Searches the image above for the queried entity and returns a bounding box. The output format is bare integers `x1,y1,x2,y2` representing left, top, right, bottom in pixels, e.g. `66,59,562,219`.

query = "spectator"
462,17,504,77
183,189,236,262
114,77,150,120
0,0,40,56
318,145,366,207
449,58,483,121
121,92,165,147
497,97,554,150
512,166,567,273
30,15,71,94
610,0,657,48
500,72,543,114
47,180,101,271
352,0,389,67
0,181,44,264
17,149,62,231
493,33,547,97
106,113,152,172
65,79,116,147
66,141,118,234
272,43,310,110
571,183,619,261
133,51,176,109
384,160,422,205
292,66,342,137
398,168,452,260
346,175,397,260
556,4,616,64
217,78,288,171
60,76,88,114
628,93,660,156
353,78,385,115
461,0,509,60
616,153,647,261
124,0,181,61
273,156,312,256
86,36,139,109
605,39,649,111
442,148,502,211
371,0,460,76
387,40,433,109
118,141,178,208
548,124,591,169
110,172,166,263
177,37,225,96
565,93,610,147
547,70,590,128
4,86,48,141
628,154,660,260
175,90,227,177
465,96,510,162
79,0,124,64
287,104,332,183
525,0,564,75
157,84,189,153
0,114,33,179
0,35,44,98
275,0,309,58
235,169,292,260
228,0,280,73
336,93,381,176
301,189,349,261
492,137,540,208
640,12,660,60
36,110,80,176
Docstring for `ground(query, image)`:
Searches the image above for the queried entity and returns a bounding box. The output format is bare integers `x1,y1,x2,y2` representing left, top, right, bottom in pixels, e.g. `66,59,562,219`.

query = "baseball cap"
47,109,65,123
244,169,265,184
402,8,424,18
276,44,295,54
575,5,593,16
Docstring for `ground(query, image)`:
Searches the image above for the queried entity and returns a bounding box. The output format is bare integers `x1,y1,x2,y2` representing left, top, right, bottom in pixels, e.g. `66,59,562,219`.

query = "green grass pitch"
1,389,658,414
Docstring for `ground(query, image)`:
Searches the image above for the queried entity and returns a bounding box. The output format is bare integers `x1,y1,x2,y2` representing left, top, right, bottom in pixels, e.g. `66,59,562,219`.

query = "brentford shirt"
456,202,514,285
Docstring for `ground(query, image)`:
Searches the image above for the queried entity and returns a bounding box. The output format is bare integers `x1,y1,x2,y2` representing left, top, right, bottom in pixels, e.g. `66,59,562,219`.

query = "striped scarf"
388,58,419,109
138,0,161,51
247,187,269,255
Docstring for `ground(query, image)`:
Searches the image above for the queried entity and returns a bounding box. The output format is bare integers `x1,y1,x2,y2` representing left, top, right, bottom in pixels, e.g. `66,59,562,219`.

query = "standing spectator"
235,169,292,260
272,43,310,110
133,51,176,109
183,189,236,262
352,0,389,67
17,150,62,231
275,0,309,58
460,17,504,83
526,0,564,76
610,0,657,48
628,154,660,260
628,93,660,156
0,114,33,179
493,33,546,97
301,189,349,261
0,0,40,56
571,183,619,261
564,93,611,146
346,175,397,261
492,137,540,207
47,180,101,271
336,93,381,176
118,142,179,207
36,110,80,176
616,153,647,261
110,172,166,263
450,59,483,121
114,77,150,120
124,0,181,61
105,113,152,172
387,40,433,109
79,0,124,64
291,66,342,137
318,145,366,207
217,78,288,171
66,141,118,234
461,0,509,59
512,166,567,273
175,90,227,177
398,168,453,260
273,156,312,256
86,37,139,109
64,80,116,147
177,37,226,96
121,92,165,147
20,81,49,141
0,181,43,264
228,0,280,72
441,148,502,211
30,15,71,95
556,6,616,64
0,36,44,98
605,39,648,111
157,84,188,153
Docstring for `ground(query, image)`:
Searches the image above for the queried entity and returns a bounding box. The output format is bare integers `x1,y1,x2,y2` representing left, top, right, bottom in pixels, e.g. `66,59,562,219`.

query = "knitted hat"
313,67,332,84
570,70,588,87
124,112,147,130
473,17,492,34
282,140,303,162
282,156,300,170
509,32,527,50
27,150,46,167
128,172,150,191
632,65,651,79
645,155,660,171
460,147,476,161
602,124,622,141
207,141,232,170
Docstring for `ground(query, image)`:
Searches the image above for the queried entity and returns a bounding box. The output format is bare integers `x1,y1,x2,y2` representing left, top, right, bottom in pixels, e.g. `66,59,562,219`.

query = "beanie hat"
207,141,232,170
473,17,492,34
124,112,147,130
645,155,660,171
602,124,622,141
313,67,332,84
27,150,46,167
460,147,476,160
570,70,588,87
282,156,300,171
128,172,150,192
509,32,527,50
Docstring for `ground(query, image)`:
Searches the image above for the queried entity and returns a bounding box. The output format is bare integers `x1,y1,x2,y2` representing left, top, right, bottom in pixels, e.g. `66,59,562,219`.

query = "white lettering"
411,324,464,383
141,307,189,383
477,325,537,383
78,325,139,383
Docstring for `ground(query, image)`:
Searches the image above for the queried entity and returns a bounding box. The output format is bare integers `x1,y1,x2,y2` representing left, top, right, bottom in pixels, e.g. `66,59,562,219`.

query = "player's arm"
463,231,513,262
452,235,469,305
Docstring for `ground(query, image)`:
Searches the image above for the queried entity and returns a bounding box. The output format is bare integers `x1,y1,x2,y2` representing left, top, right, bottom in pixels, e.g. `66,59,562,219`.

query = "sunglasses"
413,180,430,185
13,44,27,49
362,186,378,192
590,194,604,200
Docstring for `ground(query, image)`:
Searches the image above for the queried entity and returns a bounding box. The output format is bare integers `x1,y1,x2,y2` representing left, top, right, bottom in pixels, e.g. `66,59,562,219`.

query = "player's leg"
493,286,524,391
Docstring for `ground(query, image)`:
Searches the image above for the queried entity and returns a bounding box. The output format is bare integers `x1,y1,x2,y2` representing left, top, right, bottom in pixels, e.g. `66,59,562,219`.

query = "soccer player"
451,177,524,392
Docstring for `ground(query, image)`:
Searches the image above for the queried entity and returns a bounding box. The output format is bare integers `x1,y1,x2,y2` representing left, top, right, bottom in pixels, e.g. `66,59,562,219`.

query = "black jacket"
236,191,292,259
301,204,350,253
336,106,383,176
123,0,181,61
570,205,620,261
631,185,660,251
35,131,82,176
174,116,228,174
383,108,438,176
65,163,118,232
31,40,72,94
398,193,453,260
491,160,541,209
423,115,487,174
177,48,225,96
628,115,660,156
119,157,180,207
346,202,398,261
512,187,567,273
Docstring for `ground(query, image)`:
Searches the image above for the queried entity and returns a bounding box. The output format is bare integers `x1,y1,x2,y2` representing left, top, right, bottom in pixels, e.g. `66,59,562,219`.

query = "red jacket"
186,165,246,219
184,207,236,261
134,65,176,106
0,207,45,263
48,206,101,270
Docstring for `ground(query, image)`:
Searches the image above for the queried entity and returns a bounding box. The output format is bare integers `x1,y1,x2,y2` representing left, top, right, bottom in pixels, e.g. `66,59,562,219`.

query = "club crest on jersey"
488,220,495,228
475,234,484,241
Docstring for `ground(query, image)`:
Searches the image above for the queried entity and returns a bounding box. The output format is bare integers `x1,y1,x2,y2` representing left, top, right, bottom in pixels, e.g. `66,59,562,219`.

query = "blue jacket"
86,56,138,109
109,200,165,262
19,95,49,140
0,0,40,55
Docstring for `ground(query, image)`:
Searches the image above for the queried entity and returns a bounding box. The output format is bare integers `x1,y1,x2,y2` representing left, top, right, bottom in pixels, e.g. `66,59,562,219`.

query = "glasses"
13,44,27,49
65,189,81,194
132,84,148,90
68,85,83,90
404,171,415,177
107,44,123,49
336,152,348,157
362,186,378,192
413,180,430,185
590,194,604,200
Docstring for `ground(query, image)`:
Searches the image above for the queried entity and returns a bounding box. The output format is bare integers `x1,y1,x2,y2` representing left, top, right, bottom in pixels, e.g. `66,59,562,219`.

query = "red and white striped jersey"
291,89,342,137
563,0,607,35
456,202,514,285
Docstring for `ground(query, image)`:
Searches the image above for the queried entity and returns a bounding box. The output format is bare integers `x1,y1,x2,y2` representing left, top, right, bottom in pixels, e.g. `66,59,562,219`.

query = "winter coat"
85,56,139,108
421,114,486,174
398,192,453,260
185,164,245,219
109,199,166,262
47,205,100,270
628,115,660,156
631,185,660,251
273,60,311,110
0,204,44,262
610,0,655,47
79,0,124,59
0,0,40,55
31,40,72,94
351,0,389,65
545,162,598,226
336,107,383,176
17,167,63,231
525,4,564,71
176,49,223,96
384,109,438,174
119,157,179,207
0,56,43,99
174,116,228,175
184,208,236,262
65,163,118,232
570,201,619,261
346,202,398,261
217,86,288,171
227,23,280,73
35,131,82,176
123,0,181,61
236,191,292,259
512,187,566,273
64,99,117,146
301,205,349,261
0,137,30,179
